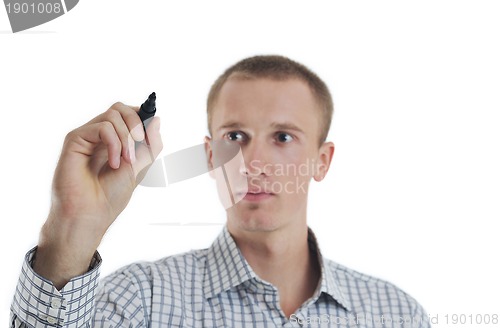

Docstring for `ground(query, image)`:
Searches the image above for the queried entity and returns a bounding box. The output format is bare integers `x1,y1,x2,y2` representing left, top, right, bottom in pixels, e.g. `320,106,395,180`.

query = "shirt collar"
307,228,352,312
203,225,256,298
203,225,352,312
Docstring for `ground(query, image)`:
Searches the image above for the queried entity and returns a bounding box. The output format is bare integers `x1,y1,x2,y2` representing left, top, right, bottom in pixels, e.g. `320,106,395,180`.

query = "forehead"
211,77,320,132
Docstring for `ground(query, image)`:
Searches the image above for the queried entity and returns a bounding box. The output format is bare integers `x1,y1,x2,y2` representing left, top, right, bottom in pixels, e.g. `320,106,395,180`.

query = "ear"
204,136,216,178
313,141,335,182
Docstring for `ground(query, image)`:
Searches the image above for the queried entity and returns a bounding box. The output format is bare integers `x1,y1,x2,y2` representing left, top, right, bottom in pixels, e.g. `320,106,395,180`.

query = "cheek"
269,156,313,196
272,150,317,178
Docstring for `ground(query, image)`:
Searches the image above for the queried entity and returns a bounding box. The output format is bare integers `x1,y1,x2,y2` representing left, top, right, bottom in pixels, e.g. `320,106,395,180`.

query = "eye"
276,132,293,143
226,131,247,142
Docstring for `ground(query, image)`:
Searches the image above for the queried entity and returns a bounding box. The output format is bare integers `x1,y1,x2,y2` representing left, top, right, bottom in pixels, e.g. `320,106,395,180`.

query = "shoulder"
323,258,428,318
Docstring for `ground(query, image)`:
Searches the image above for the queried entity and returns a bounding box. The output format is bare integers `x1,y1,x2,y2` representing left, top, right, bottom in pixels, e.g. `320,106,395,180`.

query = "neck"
228,221,320,317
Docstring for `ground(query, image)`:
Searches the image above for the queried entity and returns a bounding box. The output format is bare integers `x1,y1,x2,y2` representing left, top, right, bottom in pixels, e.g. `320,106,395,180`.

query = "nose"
239,138,273,177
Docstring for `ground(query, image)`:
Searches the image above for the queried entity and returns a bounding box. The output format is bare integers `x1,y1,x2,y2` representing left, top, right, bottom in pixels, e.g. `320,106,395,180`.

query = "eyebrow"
271,122,305,134
216,121,305,134
217,121,242,131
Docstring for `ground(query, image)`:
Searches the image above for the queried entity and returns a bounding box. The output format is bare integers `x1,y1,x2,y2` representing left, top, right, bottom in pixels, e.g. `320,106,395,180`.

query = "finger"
67,121,122,169
96,102,148,164
99,106,137,164
87,102,145,142
109,102,145,142
132,117,163,182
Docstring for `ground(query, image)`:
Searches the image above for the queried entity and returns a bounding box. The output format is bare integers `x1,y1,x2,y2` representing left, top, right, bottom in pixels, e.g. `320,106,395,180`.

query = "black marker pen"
138,92,156,130
137,92,157,163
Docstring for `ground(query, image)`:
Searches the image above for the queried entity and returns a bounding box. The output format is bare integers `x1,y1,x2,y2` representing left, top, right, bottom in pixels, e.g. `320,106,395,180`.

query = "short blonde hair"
207,55,334,145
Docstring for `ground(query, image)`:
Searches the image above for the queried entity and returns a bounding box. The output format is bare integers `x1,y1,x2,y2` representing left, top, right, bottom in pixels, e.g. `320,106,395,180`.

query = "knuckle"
104,108,120,121
110,101,124,109
64,129,78,143
100,120,114,131
125,110,141,125
99,122,117,143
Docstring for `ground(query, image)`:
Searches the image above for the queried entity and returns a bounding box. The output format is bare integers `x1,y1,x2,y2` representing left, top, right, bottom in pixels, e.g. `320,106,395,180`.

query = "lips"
247,188,273,194
242,192,274,202
234,188,275,202
235,188,273,196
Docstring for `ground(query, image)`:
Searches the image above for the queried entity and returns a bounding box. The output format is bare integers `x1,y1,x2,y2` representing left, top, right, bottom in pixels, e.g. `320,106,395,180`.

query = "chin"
227,206,280,232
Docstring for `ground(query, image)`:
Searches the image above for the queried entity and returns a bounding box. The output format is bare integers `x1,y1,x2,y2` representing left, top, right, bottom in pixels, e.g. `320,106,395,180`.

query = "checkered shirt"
11,226,430,327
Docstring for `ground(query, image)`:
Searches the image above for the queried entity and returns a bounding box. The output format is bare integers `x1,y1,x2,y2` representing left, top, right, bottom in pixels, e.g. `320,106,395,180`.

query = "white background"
1,1,499,326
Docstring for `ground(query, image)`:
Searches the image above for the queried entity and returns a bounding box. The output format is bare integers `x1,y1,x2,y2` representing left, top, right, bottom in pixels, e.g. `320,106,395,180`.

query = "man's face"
206,77,334,233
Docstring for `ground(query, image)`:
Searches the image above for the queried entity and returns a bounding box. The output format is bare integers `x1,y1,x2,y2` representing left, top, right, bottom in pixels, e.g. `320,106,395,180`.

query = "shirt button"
51,299,62,309
47,316,57,324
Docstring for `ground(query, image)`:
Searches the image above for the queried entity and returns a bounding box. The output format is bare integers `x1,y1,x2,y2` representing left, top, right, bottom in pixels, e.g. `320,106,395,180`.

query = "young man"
11,56,430,327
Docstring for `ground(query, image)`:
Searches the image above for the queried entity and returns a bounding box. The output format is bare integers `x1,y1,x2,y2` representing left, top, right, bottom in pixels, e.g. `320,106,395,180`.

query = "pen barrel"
138,92,156,129
138,109,156,127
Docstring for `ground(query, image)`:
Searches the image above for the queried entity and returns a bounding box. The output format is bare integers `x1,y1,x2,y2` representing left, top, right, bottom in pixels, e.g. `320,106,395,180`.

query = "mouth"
236,191,275,202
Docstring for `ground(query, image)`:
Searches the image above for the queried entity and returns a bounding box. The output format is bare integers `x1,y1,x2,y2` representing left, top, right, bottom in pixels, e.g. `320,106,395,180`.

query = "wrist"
33,242,97,290
34,216,103,289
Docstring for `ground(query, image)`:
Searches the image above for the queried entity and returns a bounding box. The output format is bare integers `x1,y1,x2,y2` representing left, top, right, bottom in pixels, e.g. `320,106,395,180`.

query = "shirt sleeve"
10,247,101,328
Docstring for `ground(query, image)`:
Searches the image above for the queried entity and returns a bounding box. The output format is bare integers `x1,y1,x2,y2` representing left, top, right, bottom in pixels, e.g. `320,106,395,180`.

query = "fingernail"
112,155,120,169
131,124,145,141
